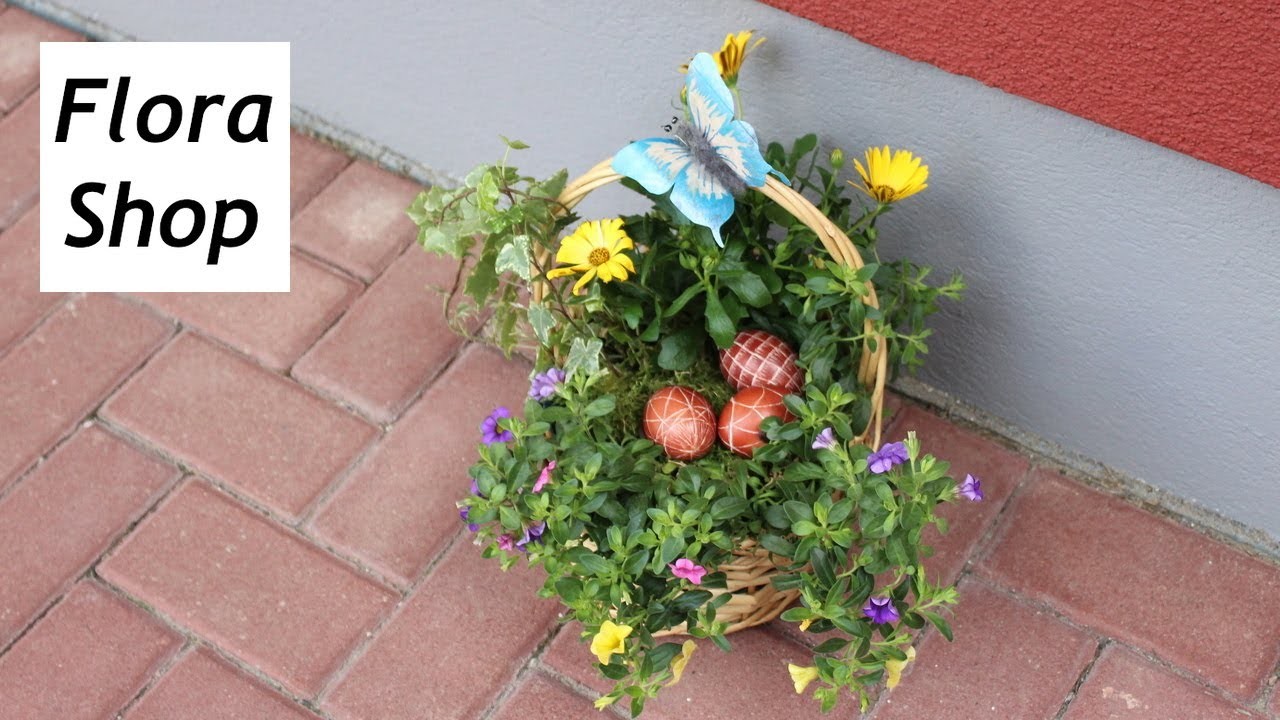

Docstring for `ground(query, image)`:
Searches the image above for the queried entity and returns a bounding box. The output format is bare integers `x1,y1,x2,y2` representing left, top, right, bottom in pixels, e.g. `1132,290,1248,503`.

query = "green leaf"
813,637,849,654
659,534,684,565
792,520,819,536
704,290,737,349
499,135,530,150
527,303,555,345
710,497,750,521
564,337,602,379
758,533,796,558
924,611,954,641
494,235,532,280
663,283,705,318
658,327,702,371
583,396,616,418
673,590,713,613
575,551,611,575
784,500,815,524
720,270,772,308
810,547,837,586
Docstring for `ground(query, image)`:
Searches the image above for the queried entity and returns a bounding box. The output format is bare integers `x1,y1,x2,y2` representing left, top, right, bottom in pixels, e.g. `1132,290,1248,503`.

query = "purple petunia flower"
497,534,516,552
469,478,483,497
812,427,837,451
458,506,479,533
528,367,566,401
959,474,984,502
863,596,899,625
867,442,909,474
480,406,515,444
516,521,546,551
533,460,556,493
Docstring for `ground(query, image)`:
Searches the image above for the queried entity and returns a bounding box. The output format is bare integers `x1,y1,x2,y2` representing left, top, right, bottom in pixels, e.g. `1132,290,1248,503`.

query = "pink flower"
497,534,516,551
669,558,707,585
533,460,556,493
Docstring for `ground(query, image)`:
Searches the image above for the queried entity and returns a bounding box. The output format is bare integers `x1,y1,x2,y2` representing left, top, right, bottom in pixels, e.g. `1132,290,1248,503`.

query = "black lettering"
159,199,206,247
108,76,131,143
64,182,106,247
208,199,257,264
108,181,154,247
137,95,182,143
55,79,107,142
188,95,225,142
227,95,271,142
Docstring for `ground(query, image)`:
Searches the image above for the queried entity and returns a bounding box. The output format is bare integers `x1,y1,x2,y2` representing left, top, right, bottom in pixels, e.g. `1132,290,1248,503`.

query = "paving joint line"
960,460,1038,573
477,618,569,720
110,638,194,718
1052,638,1107,720
963,571,1263,709
91,572,337,719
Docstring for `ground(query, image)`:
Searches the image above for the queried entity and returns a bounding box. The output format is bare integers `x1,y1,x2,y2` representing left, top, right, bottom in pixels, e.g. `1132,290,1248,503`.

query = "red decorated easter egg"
717,386,795,457
643,386,717,460
719,330,802,393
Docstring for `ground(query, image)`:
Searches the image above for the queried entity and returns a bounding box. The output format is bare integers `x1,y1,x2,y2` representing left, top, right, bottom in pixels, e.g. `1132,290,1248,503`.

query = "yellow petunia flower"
885,646,916,689
851,146,929,204
589,620,633,665
788,663,820,694
798,618,813,632
545,219,636,296
593,695,616,710
666,640,698,686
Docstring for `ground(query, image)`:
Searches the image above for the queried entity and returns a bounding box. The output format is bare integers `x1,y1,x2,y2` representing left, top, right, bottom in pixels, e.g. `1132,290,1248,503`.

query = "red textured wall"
763,0,1280,188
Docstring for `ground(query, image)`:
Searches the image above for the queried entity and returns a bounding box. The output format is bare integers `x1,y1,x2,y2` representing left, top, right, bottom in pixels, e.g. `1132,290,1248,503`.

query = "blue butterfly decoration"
612,52,787,247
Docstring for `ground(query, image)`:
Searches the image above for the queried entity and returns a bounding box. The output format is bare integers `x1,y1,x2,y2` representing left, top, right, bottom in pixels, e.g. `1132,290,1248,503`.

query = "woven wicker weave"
534,158,889,634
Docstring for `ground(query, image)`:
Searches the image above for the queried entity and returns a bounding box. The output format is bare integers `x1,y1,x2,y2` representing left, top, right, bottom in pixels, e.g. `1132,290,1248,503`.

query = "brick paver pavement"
2,8,1278,718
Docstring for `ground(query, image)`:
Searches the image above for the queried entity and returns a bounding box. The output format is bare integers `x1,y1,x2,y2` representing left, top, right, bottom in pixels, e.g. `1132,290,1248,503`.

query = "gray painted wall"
35,0,1280,541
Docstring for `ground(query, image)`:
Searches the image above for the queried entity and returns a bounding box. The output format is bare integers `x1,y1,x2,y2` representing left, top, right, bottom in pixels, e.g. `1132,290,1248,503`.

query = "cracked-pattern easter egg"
717,386,795,457
719,330,802,393
643,386,716,460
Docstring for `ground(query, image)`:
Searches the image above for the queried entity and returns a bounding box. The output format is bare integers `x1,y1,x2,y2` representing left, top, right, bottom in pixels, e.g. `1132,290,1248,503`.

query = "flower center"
588,247,611,266
870,184,898,203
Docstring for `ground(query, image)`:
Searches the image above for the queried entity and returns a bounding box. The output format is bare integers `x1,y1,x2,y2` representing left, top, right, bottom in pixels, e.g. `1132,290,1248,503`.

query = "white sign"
40,42,290,292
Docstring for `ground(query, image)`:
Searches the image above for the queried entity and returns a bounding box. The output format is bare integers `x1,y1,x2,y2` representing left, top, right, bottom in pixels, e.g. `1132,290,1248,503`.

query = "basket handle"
539,158,888,448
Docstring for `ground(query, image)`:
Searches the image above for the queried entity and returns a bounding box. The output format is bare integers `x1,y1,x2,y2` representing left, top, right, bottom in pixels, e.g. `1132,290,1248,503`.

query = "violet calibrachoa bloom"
458,506,479,532
469,478,482,497
480,406,515,444
497,534,516,552
959,474,984,502
867,441,909,474
516,521,546,551
812,427,837,451
668,558,707,584
863,596,899,624
528,367,566,401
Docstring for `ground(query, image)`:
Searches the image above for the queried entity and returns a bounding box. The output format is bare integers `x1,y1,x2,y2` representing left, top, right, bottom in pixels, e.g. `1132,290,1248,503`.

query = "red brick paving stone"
546,623,825,719
874,580,1096,720
135,252,361,371
323,540,561,720
97,481,396,697
292,161,420,281
310,343,530,585
492,673,600,720
884,405,1030,585
978,471,1280,699
101,333,378,520
1063,645,1259,720
0,582,180,719
290,131,350,216
0,425,177,647
293,246,465,422
0,205,65,350
0,92,38,231
127,647,320,720
0,9,80,112
0,294,172,485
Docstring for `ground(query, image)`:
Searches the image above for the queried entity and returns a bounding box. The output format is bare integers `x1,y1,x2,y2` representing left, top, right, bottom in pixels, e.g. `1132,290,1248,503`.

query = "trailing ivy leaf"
527,303,555,345
564,337,603,379
494,235,532,280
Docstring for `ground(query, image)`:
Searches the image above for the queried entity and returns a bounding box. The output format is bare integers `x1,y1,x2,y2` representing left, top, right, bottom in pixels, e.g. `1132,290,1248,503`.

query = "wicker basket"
533,158,889,635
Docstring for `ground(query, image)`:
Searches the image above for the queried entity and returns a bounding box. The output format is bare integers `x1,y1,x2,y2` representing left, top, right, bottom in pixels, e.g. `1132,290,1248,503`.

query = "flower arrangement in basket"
408,32,973,715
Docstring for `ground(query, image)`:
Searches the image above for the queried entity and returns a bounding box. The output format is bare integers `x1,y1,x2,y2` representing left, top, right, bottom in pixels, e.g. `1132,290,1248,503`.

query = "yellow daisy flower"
589,620,633,665
714,30,765,84
545,219,636,296
666,640,698,686
788,663,820,694
885,646,916,689
851,146,929,203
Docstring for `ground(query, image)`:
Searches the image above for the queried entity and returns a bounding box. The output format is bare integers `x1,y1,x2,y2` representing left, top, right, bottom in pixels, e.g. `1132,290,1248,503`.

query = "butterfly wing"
670,162,735,246
611,138,692,195
685,53,784,189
